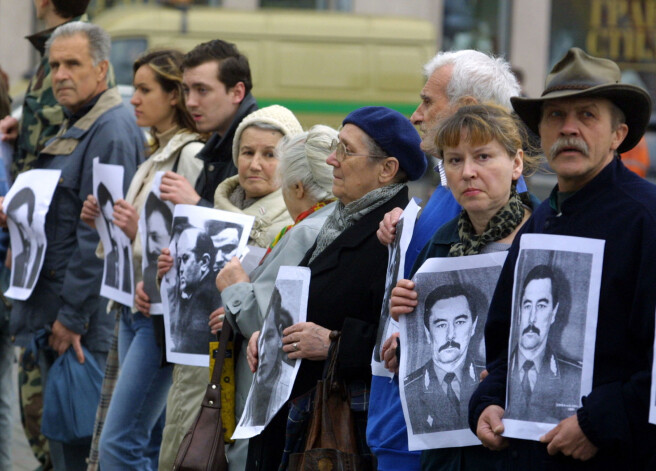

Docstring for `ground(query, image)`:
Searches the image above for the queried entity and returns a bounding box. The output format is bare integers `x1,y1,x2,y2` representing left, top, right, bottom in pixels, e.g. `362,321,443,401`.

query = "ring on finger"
293,342,299,351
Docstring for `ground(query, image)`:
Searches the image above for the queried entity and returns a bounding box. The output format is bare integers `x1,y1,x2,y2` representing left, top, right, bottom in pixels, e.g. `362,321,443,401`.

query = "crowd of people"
0,0,655,470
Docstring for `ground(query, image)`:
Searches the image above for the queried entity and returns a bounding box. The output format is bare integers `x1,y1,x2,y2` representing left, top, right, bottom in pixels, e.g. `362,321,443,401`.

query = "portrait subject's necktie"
521,360,535,405
444,372,460,413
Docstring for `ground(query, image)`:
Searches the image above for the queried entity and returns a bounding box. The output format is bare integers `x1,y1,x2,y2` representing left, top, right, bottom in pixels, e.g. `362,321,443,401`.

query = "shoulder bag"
287,336,374,471
172,322,232,471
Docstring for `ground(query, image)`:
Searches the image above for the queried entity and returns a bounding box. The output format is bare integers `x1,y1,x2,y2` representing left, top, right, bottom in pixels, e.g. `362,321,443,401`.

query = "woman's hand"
381,332,400,374
247,331,260,372
134,281,151,317
216,257,250,292
113,199,139,241
157,248,173,280
377,207,403,246
282,322,331,361
80,194,100,229
390,279,418,321
209,306,225,335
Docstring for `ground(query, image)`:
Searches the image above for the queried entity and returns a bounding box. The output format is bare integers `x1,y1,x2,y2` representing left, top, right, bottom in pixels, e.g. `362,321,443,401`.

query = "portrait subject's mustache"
439,340,461,352
522,324,540,336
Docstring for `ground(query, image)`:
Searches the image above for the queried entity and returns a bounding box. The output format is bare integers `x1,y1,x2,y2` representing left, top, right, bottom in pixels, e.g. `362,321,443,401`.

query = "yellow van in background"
93,5,436,127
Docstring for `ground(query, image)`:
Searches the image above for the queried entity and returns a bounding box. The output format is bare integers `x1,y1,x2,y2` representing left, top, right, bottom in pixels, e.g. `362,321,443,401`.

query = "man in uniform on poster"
404,283,483,433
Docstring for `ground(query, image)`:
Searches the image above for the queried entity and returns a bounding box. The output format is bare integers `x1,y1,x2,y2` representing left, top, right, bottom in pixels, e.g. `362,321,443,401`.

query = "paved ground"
10,347,41,471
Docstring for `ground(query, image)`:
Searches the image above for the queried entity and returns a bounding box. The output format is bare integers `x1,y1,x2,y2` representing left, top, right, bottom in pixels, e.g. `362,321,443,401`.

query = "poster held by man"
399,252,506,450
138,171,174,314
502,234,604,440
4,169,61,300
93,158,134,306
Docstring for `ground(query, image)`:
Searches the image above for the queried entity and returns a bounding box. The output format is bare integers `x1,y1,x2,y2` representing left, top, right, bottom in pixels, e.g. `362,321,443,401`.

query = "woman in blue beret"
244,106,428,470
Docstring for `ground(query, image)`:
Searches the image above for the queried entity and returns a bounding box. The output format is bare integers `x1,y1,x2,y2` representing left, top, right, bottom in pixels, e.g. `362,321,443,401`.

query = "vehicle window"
110,38,148,85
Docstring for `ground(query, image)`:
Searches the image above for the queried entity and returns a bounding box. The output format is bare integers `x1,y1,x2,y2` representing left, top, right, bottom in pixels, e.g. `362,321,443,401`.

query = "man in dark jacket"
0,22,142,471
471,47,656,470
158,39,258,206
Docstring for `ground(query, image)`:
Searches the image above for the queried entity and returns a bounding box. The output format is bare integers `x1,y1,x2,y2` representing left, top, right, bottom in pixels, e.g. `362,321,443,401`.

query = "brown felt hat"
511,47,652,153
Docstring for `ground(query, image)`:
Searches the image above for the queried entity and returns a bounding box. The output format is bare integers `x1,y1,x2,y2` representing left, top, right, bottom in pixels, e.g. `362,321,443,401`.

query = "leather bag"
287,338,373,471
173,322,232,471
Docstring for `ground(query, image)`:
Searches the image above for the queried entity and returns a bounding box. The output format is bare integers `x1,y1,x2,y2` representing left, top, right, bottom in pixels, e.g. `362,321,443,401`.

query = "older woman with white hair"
156,105,302,470
212,124,338,468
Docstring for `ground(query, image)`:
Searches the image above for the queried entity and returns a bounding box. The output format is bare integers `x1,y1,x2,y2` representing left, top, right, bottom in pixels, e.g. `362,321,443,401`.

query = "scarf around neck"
448,185,531,257
308,183,404,264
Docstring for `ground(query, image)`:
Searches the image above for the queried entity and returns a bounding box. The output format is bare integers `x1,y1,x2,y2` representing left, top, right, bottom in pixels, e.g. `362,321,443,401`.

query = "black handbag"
172,322,232,471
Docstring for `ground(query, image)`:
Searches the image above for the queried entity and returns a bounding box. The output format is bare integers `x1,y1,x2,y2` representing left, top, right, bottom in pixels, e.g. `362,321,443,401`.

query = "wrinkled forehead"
539,96,615,120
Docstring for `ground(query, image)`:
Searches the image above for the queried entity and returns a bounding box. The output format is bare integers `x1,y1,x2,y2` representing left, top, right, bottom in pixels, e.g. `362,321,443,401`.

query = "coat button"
59,177,64,184
233,300,241,306
208,164,215,172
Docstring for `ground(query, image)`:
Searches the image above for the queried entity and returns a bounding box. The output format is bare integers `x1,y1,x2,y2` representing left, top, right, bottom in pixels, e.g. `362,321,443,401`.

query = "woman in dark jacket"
245,106,429,470
388,103,541,471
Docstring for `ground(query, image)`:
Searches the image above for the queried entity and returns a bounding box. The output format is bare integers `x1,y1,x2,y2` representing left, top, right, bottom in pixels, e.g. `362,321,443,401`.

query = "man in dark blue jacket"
471,47,656,470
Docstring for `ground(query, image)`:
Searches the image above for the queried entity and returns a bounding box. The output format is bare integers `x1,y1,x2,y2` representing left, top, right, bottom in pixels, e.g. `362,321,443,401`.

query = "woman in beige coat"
80,49,204,470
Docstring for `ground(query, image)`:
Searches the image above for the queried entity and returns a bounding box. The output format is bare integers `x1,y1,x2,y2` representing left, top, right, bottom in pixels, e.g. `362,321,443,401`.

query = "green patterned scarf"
309,183,405,264
448,185,531,257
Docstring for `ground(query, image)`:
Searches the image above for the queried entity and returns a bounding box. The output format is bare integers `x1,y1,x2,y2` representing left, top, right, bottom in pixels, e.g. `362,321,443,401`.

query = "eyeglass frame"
329,138,387,162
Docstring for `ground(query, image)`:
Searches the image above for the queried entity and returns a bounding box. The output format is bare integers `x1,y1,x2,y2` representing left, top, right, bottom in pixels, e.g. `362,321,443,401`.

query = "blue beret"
342,106,427,181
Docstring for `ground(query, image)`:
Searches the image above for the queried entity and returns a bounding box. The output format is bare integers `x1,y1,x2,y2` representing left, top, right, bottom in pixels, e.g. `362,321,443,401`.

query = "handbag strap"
210,322,233,385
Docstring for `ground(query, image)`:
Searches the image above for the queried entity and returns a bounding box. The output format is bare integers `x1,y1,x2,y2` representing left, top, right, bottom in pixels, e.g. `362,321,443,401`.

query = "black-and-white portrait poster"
138,171,174,315
232,266,310,439
372,198,421,377
162,204,254,366
503,234,604,441
93,158,134,307
399,252,507,450
4,169,61,300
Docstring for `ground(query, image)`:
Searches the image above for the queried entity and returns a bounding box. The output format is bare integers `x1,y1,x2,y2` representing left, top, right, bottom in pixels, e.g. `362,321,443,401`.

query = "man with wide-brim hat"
470,47,656,471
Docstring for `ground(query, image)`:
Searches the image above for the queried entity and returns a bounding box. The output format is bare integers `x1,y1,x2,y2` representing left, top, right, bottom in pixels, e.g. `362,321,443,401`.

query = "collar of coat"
41,87,123,156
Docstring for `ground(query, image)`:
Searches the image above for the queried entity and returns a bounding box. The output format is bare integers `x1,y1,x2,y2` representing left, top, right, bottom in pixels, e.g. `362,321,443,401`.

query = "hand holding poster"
232,265,310,439
4,169,61,300
399,252,507,450
161,204,254,366
372,198,421,377
502,234,604,440
93,158,134,306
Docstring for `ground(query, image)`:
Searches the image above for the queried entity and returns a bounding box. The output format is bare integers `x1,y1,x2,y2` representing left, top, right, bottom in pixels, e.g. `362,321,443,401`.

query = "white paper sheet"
93,158,134,307
502,234,604,441
399,252,507,450
232,265,310,439
162,204,254,367
138,172,174,315
371,198,421,378
4,169,61,300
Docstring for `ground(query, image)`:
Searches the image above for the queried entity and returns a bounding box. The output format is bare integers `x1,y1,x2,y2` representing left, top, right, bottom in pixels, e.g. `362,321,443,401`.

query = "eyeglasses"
329,138,385,162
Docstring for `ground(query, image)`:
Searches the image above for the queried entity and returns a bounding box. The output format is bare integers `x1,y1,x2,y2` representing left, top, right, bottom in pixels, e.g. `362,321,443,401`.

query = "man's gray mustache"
549,137,589,159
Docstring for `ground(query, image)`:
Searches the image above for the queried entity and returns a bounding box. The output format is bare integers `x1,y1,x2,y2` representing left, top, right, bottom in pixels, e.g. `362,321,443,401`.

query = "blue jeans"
98,309,173,471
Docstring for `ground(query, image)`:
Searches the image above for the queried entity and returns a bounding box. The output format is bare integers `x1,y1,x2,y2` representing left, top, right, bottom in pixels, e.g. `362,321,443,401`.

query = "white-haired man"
0,22,142,471
368,49,522,470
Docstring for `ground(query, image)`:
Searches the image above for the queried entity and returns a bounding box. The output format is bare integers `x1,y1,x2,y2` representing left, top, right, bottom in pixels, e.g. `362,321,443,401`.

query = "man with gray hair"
369,49,522,469
0,21,142,471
